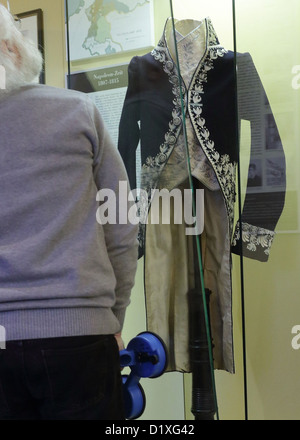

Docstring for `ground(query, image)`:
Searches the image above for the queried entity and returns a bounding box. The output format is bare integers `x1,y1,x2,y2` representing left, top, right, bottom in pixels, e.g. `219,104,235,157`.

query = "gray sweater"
0,84,138,341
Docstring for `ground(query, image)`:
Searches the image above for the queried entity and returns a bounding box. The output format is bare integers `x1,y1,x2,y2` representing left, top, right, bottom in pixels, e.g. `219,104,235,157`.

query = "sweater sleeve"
85,97,139,329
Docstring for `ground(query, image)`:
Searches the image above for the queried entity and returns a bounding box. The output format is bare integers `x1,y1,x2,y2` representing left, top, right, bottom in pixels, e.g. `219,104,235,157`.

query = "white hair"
0,5,43,92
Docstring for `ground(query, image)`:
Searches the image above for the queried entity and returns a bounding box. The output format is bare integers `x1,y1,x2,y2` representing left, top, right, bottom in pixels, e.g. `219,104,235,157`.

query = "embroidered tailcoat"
118,18,286,373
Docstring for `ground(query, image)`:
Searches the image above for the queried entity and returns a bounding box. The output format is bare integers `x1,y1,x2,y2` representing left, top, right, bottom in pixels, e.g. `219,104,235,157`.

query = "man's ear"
1,40,21,67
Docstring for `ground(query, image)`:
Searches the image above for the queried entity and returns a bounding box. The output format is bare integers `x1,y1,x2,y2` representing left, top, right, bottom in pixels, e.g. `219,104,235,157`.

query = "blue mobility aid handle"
120,332,168,419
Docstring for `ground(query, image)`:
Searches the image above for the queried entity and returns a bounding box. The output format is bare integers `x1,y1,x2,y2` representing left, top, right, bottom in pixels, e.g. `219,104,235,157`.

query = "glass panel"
64,0,246,421
234,0,300,420
65,0,228,420
170,0,245,420
65,0,193,420
166,6,220,420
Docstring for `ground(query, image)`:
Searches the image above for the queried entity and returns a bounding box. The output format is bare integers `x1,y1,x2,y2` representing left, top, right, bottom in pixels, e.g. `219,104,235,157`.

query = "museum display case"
1,0,299,420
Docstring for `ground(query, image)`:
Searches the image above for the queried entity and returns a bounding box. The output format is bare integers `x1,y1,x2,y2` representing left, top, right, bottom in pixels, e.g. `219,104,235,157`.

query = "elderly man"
0,5,138,420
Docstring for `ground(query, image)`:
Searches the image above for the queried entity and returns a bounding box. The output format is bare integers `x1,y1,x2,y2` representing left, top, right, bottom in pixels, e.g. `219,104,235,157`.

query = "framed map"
66,0,155,61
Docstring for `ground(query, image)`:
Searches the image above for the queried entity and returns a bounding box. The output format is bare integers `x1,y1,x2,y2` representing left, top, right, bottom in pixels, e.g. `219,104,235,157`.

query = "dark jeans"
0,334,125,420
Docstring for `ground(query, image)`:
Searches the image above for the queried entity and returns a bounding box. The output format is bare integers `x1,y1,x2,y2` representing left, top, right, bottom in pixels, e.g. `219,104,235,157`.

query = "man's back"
0,84,138,341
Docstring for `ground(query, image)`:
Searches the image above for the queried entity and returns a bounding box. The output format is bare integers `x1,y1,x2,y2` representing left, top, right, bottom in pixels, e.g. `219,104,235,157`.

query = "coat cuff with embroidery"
231,221,275,262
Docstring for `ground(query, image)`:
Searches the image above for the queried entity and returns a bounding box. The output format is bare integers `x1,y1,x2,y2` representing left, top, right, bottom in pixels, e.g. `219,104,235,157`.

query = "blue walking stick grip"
120,332,168,419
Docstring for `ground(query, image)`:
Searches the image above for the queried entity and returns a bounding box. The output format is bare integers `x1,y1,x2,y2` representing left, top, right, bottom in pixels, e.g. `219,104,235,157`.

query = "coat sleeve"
231,52,286,262
118,56,141,191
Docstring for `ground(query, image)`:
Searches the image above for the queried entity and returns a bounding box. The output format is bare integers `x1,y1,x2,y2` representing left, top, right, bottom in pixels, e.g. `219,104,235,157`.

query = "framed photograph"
16,9,45,84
